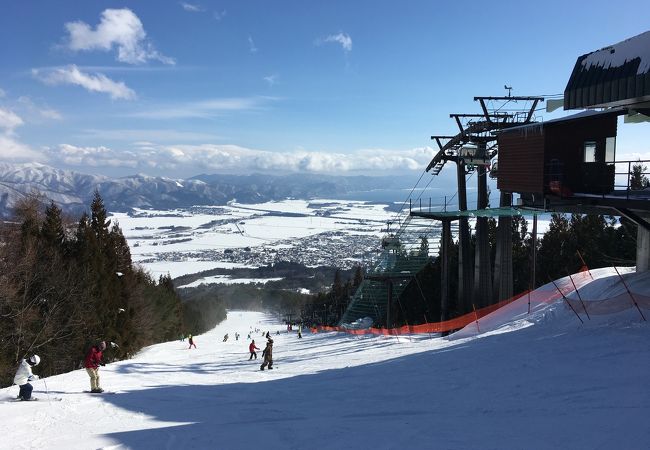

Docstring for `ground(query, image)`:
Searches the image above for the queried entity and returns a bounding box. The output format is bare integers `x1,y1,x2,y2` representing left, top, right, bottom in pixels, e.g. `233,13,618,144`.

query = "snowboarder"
249,340,260,360
188,334,196,349
260,338,273,370
298,324,302,339
13,355,40,401
223,333,229,342
265,331,270,339
84,341,106,393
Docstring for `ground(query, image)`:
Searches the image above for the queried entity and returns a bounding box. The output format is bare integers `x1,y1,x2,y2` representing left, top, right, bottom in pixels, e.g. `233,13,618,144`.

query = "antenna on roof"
504,85,513,97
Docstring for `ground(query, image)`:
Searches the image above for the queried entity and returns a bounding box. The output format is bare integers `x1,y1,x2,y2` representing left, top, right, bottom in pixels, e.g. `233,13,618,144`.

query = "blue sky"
0,0,648,179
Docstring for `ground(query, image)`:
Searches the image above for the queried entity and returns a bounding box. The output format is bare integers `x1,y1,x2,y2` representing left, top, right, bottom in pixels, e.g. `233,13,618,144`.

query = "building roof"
564,31,650,110
497,108,624,135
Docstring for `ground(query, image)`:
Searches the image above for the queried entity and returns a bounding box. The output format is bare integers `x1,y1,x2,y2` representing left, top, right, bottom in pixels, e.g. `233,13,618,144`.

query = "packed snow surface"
1,269,649,449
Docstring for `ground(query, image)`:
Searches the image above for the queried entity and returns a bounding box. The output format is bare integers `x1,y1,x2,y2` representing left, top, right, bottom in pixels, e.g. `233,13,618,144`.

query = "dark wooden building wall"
497,114,617,196
497,127,545,194
544,115,617,193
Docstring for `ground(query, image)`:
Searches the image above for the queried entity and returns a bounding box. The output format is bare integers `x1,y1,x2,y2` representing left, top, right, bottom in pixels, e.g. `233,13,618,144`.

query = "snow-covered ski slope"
1,268,649,450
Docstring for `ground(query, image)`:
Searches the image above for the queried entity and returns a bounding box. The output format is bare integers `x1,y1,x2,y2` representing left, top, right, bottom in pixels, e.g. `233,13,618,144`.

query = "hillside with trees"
0,192,222,387
306,210,638,328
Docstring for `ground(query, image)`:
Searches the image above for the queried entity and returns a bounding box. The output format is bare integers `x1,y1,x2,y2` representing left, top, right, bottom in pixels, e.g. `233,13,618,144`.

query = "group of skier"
14,324,299,400
248,337,273,370
14,340,109,401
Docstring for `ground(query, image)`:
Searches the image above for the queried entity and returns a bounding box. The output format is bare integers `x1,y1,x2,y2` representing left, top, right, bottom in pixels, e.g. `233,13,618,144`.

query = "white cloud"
50,144,138,168
44,141,433,176
321,32,352,53
0,108,45,162
39,108,63,121
263,74,278,86
17,97,63,121
0,135,45,162
127,96,275,119
248,36,258,53
213,10,227,21
33,65,136,100
0,108,24,133
0,88,5,98
180,2,204,12
64,8,174,65
155,144,433,174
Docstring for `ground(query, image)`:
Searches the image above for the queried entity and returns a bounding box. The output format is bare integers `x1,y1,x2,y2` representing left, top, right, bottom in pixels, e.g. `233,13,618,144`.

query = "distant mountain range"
0,162,407,218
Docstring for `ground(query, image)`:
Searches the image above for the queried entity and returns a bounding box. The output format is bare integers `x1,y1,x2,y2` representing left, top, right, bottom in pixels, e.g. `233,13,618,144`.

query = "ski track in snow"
1,270,649,450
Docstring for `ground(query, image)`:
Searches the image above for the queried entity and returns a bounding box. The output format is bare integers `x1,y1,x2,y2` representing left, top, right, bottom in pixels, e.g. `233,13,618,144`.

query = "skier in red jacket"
84,341,106,393
249,340,259,360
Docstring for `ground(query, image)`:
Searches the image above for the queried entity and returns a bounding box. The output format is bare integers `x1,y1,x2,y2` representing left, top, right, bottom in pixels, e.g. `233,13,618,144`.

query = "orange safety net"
311,289,533,336
311,268,647,336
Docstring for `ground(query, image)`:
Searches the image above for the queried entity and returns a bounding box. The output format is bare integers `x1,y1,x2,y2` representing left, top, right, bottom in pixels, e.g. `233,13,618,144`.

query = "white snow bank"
450,266,646,340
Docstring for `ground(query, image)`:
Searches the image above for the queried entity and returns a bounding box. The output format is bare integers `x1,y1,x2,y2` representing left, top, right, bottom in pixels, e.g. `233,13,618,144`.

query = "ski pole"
43,379,51,406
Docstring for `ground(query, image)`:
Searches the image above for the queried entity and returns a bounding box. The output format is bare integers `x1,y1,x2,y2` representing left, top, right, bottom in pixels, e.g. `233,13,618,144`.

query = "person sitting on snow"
14,355,40,401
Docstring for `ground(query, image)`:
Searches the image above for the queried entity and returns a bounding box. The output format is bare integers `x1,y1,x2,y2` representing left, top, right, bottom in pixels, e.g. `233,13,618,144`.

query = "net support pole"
550,278,583,324
576,250,593,280
567,273,590,320
613,266,646,321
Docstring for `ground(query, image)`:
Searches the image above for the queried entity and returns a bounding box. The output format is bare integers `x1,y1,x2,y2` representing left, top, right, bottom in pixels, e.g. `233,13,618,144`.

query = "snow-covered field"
109,200,552,283
110,200,398,279
1,268,648,449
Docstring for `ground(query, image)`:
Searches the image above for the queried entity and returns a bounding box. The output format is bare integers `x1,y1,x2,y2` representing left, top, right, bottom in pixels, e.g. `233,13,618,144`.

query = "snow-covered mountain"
1,267,648,449
0,162,104,216
0,162,404,218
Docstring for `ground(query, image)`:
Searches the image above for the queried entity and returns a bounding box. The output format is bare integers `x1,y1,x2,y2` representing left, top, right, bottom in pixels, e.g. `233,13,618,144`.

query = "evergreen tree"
332,269,343,299
511,215,531,294
630,162,649,190
41,201,65,250
352,265,364,288
418,236,429,256
159,274,175,292
0,195,186,386
15,197,41,253
109,222,132,274
536,213,636,285
90,190,111,245
537,214,573,283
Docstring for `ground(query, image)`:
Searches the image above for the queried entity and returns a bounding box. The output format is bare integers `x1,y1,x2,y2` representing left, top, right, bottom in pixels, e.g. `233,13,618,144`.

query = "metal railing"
614,160,650,199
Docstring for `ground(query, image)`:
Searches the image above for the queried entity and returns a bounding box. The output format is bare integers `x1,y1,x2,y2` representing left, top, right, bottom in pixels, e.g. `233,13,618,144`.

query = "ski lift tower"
421,93,543,315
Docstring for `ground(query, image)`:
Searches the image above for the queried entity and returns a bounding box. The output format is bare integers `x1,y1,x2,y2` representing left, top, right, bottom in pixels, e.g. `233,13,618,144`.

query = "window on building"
605,137,616,162
584,141,597,163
